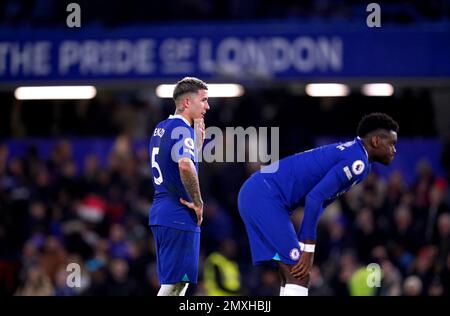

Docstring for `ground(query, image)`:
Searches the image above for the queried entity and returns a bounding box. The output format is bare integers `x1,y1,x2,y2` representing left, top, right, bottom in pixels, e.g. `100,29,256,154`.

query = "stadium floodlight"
362,83,394,96
156,84,244,98
14,86,97,100
305,83,350,97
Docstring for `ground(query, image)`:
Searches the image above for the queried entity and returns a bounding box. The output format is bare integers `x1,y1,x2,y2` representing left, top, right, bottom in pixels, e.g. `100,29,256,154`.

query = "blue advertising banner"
0,22,449,82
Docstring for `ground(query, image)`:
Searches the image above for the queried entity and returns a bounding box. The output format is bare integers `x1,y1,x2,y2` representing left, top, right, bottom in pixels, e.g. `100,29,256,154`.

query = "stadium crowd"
1,0,450,28
1,126,449,296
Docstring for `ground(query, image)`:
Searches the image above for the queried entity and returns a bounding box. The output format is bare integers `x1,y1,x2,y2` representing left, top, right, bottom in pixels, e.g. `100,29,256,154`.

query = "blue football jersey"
256,137,371,240
149,115,200,232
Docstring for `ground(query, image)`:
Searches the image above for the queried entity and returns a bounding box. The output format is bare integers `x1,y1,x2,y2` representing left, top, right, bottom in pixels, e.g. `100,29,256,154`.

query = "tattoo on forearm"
179,162,202,206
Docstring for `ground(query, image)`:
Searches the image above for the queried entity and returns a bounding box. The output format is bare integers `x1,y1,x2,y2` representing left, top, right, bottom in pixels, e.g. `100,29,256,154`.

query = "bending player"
238,113,399,296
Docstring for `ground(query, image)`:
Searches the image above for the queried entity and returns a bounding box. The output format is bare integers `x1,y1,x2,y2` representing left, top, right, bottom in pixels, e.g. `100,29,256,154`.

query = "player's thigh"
151,226,200,262
239,191,300,264
151,226,200,283
253,204,300,263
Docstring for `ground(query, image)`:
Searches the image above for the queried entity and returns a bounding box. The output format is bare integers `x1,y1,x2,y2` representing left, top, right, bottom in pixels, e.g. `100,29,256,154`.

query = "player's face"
374,130,397,165
187,89,209,120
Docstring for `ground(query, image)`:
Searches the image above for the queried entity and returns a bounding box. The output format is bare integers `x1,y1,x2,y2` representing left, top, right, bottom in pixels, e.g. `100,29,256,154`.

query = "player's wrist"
194,200,203,208
299,241,315,253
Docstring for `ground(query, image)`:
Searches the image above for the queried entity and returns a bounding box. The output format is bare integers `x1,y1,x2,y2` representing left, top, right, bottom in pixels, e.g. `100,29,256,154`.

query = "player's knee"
285,274,310,287
278,262,295,283
277,262,310,287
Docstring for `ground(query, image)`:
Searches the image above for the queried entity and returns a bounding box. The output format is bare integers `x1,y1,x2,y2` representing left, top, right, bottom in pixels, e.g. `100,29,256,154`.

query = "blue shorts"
150,225,200,284
238,175,301,266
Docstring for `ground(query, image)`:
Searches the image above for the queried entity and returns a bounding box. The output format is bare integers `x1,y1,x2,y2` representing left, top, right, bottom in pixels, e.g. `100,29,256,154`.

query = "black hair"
173,77,208,101
357,113,399,137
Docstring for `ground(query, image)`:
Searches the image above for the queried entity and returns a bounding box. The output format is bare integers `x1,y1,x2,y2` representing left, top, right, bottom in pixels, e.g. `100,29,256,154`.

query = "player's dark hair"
357,113,399,137
173,77,208,101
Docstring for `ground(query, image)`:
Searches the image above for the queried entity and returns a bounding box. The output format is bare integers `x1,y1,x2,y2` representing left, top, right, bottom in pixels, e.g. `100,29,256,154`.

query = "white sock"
158,284,177,296
280,286,285,296
179,283,189,296
283,284,308,296
157,283,189,296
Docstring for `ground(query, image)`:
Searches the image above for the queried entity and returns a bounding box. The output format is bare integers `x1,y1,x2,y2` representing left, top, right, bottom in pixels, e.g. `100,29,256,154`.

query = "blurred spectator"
108,224,131,260
329,250,359,296
413,160,435,211
40,236,68,283
385,171,406,209
348,266,377,296
379,170,406,222
31,163,54,204
317,212,351,266
202,199,234,253
53,266,76,296
427,277,444,296
76,194,106,224
389,204,420,272
426,178,450,243
27,201,49,234
441,133,450,190
48,139,73,175
440,252,450,296
103,258,138,296
144,262,160,296
380,260,402,296
204,238,241,296
309,266,334,296
80,154,101,194
435,213,450,263
15,264,54,296
409,246,438,292
352,207,384,263
251,268,279,296
402,275,423,296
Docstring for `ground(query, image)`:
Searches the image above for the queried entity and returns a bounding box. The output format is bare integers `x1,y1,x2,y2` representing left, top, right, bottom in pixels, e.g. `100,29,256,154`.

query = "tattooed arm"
178,157,203,225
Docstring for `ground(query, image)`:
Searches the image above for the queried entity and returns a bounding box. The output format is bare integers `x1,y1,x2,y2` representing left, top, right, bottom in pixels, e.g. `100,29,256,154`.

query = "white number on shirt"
152,147,163,185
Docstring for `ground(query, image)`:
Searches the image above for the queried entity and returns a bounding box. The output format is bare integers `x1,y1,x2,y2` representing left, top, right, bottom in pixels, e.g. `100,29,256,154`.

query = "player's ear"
183,95,191,109
371,134,380,148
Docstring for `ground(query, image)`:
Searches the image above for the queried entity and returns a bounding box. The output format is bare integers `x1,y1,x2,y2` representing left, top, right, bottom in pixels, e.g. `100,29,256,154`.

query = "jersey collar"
168,114,191,126
356,136,369,160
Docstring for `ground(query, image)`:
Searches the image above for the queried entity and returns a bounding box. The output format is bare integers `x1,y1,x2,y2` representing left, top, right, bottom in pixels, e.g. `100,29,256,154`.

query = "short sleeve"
170,124,196,162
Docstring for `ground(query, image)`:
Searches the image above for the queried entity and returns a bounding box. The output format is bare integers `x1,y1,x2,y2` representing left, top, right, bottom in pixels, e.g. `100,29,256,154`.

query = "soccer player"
149,77,209,296
238,113,399,296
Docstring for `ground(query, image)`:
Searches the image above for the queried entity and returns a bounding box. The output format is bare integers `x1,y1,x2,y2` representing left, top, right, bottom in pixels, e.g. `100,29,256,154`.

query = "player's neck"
174,110,193,126
361,137,374,162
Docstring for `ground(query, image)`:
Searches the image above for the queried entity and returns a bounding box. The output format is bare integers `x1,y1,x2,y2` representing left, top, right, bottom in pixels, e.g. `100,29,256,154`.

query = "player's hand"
290,251,314,279
180,198,203,226
194,118,205,149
